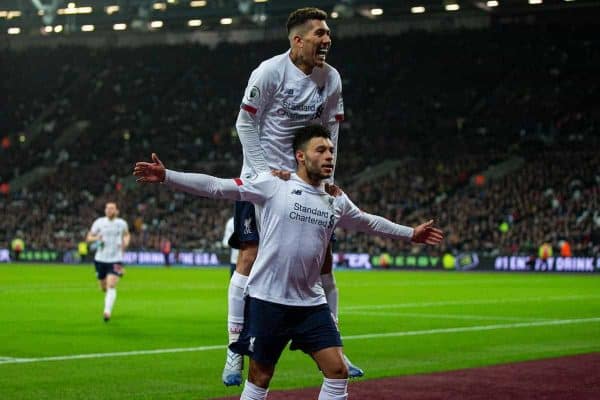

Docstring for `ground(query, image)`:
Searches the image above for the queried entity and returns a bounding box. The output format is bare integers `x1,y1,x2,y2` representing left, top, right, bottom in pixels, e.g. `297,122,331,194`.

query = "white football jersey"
236,174,411,306
89,217,129,263
239,50,344,178
164,170,413,306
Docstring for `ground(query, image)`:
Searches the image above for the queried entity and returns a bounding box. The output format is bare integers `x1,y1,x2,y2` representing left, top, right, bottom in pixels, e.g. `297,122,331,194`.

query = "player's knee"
322,360,348,379
106,278,117,289
248,366,273,388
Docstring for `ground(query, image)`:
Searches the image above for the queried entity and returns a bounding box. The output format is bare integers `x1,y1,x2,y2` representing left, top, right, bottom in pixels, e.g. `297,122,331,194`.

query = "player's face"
105,203,118,219
300,20,332,68
303,137,335,180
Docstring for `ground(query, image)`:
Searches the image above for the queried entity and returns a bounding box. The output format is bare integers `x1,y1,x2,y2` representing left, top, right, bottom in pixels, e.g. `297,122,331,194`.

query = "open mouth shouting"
316,45,329,63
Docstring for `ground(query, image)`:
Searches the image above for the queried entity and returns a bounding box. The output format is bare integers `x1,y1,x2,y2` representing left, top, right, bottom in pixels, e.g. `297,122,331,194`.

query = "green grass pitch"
1,263,599,399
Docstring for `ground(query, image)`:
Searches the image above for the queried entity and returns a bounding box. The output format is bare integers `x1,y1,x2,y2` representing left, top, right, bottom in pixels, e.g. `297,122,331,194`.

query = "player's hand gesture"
134,153,166,183
324,183,343,197
271,169,291,180
411,220,444,245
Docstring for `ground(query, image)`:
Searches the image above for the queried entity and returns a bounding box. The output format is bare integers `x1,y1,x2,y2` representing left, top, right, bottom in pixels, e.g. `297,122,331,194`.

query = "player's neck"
296,169,321,187
289,51,313,75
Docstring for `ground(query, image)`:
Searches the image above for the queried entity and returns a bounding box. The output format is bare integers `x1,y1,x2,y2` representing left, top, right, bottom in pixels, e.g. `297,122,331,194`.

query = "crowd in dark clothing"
1,24,598,257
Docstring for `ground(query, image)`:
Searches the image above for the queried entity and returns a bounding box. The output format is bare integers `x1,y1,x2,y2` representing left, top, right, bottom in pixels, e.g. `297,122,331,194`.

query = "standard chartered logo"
282,100,316,112
289,202,332,228
277,98,324,121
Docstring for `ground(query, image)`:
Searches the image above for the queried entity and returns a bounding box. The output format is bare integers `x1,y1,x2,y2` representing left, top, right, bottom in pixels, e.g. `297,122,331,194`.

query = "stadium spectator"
560,240,572,257
538,242,553,271
10,235,24,261
78,240,89,262
160,237,172,267
0,24,598,260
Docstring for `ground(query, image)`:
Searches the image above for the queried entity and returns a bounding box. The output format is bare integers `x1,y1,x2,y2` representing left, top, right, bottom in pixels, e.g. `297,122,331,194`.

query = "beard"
305,161,332,182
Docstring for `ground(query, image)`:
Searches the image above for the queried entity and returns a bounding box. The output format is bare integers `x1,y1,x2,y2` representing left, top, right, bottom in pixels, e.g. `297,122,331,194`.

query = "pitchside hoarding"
492,256,600,272
1,248,599,272
0,249,222,266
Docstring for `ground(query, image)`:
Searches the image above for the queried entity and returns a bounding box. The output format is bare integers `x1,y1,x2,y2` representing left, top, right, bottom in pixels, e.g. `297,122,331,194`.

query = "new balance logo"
249,337,256,352
291,189,302,196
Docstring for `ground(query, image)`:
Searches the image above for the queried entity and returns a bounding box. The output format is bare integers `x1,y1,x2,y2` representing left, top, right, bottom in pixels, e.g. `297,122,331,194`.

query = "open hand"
411,220,444,245
134,153,166,183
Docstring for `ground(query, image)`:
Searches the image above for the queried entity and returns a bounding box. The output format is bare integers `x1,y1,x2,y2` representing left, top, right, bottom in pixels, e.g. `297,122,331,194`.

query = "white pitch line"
1,317,599,366
341,317,600,341
0,344,224,365
342,294,600,311
346,311,548,322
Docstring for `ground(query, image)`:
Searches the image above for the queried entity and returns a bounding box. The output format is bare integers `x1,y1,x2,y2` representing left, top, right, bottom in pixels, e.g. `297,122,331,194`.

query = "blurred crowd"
1,24,598,257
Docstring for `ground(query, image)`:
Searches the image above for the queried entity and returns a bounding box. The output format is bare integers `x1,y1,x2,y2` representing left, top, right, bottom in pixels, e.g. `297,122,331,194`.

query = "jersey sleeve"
237,172,280,205
322,71,344,126
164,170,276,205
165,170,244,201
236,62,279,174
336,193,414,240
321,71,344,182
90,219,101,235
240,62,278,119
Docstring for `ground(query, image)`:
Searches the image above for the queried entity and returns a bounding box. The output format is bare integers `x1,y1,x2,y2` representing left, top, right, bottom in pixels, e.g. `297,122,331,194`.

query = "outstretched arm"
134,154,276,204
134,153,243,201
336,194,443,244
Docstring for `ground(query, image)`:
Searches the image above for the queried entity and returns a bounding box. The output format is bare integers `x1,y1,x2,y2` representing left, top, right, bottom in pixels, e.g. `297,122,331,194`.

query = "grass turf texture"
1,263,599,399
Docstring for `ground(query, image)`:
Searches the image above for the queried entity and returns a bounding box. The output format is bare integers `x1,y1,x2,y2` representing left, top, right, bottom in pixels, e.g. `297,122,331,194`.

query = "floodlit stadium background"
1,1,599,399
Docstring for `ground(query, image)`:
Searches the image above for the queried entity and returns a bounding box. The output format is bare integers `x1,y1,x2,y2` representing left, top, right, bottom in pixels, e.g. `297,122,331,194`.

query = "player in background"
225,7,360,385
86,202,130,322
133,125,443,400
223,216,240,276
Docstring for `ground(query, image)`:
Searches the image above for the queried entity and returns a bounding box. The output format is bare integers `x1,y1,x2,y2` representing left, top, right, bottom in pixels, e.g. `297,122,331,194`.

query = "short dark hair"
287,7,328,35
292,124,332,155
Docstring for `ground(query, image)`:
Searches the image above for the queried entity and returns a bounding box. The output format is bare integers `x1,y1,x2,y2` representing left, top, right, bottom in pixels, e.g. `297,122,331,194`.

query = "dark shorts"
230,297,342,366
228,201,259,249
94,261,124,280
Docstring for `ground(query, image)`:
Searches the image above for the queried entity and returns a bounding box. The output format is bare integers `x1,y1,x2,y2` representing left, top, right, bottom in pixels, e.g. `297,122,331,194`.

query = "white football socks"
228,271,248,343
240,380,268,400
104,288,116,314
318,377,348,400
